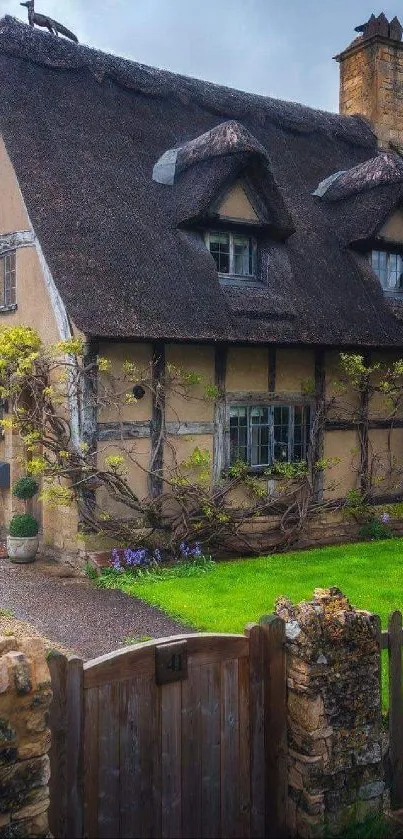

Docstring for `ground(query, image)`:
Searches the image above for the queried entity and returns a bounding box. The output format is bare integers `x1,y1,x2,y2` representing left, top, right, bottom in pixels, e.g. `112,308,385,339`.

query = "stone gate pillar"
276,587,384,838
0,635,52,837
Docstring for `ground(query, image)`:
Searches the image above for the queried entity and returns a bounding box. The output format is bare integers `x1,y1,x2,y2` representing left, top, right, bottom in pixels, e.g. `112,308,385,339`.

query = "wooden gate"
48,618,287,839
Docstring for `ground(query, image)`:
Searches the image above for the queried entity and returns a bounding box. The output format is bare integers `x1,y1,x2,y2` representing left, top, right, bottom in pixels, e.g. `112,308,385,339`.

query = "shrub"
12,476,39,500
8,514,39,537
359,517,392,541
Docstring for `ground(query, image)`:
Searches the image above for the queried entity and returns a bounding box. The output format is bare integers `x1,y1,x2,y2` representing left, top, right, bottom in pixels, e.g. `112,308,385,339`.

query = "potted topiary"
7,476,40,563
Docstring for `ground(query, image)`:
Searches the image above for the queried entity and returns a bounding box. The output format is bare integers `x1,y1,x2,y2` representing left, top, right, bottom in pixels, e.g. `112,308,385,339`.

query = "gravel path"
0,556,189,660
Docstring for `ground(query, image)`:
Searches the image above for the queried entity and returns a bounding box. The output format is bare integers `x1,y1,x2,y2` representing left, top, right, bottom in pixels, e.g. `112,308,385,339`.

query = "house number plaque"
155,640,188,685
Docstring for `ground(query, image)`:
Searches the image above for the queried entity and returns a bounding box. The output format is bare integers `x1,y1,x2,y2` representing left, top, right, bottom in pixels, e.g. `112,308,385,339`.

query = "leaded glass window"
229,404,310,468
206,232,256,278
371,250,403,291
0,252,16,308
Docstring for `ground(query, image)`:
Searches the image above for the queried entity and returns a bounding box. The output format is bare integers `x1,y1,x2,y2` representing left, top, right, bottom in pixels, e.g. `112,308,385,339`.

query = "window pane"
0,252,16,307
293,405,310,461
3,252,16,306
250,406,270,466
273,405,290,462
371,249,403,290
233,235,254,276
209,232,230,274
230,407,247,463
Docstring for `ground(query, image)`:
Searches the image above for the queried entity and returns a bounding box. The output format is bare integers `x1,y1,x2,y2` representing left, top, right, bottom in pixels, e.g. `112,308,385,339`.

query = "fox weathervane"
20,1,78,42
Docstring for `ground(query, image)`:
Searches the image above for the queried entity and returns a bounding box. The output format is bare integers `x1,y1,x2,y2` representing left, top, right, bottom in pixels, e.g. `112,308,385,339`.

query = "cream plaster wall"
379,209,403,243
165,343,214,423
227,347,268,392
368,428,403,496
323,430,358,499
164,433,214,470
97,342,153,423
218,183,259,221
275,349,314,392
97,440,152,514
325,351,360,420
0,138,30,234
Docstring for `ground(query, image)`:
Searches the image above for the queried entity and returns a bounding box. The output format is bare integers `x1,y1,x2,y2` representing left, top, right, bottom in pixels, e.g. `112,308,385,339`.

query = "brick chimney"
335,13,403,148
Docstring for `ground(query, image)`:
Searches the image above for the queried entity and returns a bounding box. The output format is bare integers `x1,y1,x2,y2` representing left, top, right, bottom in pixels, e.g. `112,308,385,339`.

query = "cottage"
1,12,403,557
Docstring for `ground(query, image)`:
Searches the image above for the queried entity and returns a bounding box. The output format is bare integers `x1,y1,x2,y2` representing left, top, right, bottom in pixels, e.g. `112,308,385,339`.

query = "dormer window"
205,232,256,279
371,249,403,291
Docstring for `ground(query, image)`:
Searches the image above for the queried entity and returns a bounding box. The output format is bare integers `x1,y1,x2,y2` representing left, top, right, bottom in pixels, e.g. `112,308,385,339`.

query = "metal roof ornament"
20,1,78,43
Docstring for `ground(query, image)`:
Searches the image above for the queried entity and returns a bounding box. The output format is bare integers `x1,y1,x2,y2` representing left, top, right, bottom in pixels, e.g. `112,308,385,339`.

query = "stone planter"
7,535,39,563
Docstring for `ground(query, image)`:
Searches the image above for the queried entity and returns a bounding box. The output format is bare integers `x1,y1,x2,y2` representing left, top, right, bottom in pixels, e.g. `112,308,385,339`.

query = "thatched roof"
1,15,403,347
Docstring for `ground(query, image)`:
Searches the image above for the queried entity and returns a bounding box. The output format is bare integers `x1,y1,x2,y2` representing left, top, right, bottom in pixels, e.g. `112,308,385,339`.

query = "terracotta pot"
7,535,39,564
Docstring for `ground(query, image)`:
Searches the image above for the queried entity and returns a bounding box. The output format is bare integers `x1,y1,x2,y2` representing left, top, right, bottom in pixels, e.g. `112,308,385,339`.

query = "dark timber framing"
150,342,165,498
81,339,99,516
359,351,371,496
97,420,214,442
81,339,99,450
213,344,228,483
313,349,325,502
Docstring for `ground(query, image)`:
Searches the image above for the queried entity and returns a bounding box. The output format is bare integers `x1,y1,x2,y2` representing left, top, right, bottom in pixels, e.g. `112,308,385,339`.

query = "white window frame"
205,231,257,279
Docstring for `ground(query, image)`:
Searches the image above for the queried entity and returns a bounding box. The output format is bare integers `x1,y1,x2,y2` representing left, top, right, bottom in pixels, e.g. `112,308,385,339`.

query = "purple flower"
380,512,391,524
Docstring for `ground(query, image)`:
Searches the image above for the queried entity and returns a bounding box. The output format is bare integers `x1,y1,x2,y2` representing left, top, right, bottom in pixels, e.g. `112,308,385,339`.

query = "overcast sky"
1,1,401,111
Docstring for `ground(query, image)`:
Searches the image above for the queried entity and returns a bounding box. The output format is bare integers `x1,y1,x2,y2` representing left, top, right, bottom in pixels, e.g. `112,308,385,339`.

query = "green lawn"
102,538,403,633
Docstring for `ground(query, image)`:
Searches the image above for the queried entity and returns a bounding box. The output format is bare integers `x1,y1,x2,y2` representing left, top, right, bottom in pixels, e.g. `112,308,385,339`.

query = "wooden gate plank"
221,658,240,839
98,682,120,838
161,681,182,838
200,663,221,839
48,654,68,839
84,686,99,839
238,655,251,839
260,615,287,839
245,624,265,839
181,665,202,838
120,674,162,839
389,611,403,810
66,657,84,839
119,679,138,839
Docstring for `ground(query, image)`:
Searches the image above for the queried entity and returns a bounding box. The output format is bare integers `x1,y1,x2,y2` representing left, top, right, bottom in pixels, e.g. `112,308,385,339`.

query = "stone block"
0,638,17,656
18,730,51,760
7,653,32,696
288,692,325,733
0,660,10,694
358,780,385,800
11,796,49,821
354,741,381,765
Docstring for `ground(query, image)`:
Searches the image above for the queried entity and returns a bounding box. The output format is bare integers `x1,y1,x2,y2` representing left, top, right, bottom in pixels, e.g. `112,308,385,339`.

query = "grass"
99,538,403,709
99,539,403,635
122,634,152,645
0,608,14,618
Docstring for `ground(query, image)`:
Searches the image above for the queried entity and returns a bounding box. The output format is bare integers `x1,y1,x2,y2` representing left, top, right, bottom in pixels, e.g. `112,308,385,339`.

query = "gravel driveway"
0,555,188,660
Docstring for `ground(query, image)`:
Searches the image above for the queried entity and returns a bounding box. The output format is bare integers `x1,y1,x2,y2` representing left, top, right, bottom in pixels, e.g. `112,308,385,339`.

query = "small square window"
371,249,403,291
206,232,256,279
0,252,16,308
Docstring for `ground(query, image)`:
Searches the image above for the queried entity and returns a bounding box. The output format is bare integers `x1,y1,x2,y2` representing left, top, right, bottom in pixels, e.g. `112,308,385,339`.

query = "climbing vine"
1,326,402,554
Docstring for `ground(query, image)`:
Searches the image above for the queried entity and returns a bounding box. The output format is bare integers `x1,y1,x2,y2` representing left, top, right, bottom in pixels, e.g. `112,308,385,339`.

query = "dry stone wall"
276,588,384,838
0,636,51,838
